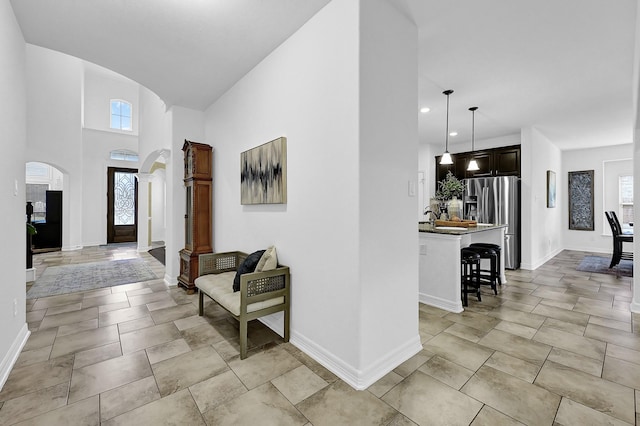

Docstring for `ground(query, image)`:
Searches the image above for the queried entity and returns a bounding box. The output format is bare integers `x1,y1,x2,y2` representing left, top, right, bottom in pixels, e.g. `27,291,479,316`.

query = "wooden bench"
195,251,290,359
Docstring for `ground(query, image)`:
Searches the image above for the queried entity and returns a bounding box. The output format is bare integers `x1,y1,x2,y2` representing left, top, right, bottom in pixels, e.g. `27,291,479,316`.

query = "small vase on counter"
447,196,463,220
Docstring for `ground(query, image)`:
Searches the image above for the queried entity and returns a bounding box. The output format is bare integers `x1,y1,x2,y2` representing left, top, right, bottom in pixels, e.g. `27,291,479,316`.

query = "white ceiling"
10,0,332,110
10,0,637,150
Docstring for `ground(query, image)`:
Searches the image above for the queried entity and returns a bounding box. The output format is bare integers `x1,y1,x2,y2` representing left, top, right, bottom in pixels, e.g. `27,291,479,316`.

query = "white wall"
25,45,84,251
151,167,166,242
83,65,139,135
521,127,563,270
137,86,171,252
632,0,640,314
0,0,30,389
165,106,204,286
358,0,420,373
447,133,521,153
205,0,419,389
138,86,170,163
206,0,360,379
81,128,139,246
418,143,438,220
562,143,633,253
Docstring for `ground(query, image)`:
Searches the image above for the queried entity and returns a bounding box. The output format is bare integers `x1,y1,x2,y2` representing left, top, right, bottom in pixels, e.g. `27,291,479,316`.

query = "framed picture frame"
546,170,556,208
568,170,594,231
240,137,287,205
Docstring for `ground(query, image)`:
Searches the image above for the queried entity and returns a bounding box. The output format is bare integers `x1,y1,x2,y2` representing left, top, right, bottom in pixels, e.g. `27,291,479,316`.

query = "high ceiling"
394,0,638,150
10,0,637,150
10,0,332,110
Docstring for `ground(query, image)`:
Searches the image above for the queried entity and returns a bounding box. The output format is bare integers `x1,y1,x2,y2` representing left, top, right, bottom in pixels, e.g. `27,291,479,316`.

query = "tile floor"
2,247,639,425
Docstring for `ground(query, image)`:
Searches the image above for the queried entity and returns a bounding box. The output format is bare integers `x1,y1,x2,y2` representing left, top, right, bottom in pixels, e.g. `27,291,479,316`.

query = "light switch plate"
408,180,416,197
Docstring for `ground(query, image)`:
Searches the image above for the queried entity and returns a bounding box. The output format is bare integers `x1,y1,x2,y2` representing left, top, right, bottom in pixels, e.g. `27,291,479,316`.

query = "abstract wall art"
546,170,556,208
241,137,287,205
568,170,594,231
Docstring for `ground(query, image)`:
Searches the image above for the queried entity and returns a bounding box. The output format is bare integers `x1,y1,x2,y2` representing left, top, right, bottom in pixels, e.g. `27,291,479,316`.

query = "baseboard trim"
560,247,610,256
521,247,564,270
631,300,640,314
290,331,422,390
0,324,30,391
62,245,83,252
163,273,176,287
418,292,463,313
137,245,152,252
358,335,422,389
25,268,36,282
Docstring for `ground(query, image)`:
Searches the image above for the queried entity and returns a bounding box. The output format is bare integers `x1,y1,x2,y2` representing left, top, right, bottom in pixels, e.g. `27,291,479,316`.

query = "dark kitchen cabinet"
32,190,62,250
435,145,520,189
466,151,493,178
494,146,520,176
435,156,467,183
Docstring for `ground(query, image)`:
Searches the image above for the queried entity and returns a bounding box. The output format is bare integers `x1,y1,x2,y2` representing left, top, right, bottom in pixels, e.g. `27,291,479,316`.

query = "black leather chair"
605,211,633,275
611,211,633,236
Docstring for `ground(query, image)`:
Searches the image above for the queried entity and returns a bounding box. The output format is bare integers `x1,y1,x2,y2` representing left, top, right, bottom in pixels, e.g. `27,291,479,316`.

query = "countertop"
418,222,507,235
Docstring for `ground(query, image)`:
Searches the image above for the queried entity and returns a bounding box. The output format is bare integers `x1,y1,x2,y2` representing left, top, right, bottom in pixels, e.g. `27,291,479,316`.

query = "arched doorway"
25,162,65,252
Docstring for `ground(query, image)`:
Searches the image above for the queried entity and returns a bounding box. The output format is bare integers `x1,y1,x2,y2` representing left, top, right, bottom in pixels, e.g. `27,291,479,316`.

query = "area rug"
27,259,157,299
148,246,165,265
576,256,633,277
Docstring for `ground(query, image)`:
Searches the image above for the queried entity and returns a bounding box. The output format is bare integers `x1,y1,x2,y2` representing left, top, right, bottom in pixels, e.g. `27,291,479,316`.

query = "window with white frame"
110,100,132,131
619,175,633,225
110,149,139,162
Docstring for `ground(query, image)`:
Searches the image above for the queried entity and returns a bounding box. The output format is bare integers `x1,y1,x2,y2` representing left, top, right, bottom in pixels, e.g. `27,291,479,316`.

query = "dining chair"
605,211,633,276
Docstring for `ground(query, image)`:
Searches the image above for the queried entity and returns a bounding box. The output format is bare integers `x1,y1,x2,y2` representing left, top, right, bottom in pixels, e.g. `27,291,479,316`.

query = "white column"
136,172,151,252
631,3,640,314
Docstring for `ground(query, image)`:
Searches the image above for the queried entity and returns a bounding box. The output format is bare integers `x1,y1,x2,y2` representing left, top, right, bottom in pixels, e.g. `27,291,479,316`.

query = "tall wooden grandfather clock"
178,140,213,293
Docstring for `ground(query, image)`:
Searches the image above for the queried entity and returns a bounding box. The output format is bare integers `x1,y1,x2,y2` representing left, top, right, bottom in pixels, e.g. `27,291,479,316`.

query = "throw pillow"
233,250,265,292
256,246,278,272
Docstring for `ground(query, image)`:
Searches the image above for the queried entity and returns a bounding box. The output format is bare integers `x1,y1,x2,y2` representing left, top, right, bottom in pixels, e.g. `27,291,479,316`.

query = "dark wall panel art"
568,170,594,231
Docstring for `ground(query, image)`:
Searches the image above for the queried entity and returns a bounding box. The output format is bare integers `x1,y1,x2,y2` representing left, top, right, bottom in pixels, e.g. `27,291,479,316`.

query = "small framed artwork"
240,137,287,205
546,170,556,208
568,170,594,231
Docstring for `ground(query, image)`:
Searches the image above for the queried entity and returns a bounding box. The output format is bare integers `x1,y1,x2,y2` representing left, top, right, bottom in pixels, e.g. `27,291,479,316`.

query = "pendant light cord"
443,89,454,152
469,106,478,152
471,108,475,152
445,92,450,151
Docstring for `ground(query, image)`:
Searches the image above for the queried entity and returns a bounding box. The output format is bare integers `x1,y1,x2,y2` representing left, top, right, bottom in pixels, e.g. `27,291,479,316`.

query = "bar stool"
464,245,499,295
461,248,481,307
469,242,502,286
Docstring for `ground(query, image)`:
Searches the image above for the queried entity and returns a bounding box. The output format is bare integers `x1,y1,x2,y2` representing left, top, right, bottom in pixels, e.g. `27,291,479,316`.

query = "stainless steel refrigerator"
463,176,520,269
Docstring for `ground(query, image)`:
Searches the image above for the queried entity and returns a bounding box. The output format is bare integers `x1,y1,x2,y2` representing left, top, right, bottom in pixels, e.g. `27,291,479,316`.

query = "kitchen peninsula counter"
419,222,507,235
418,223,507,313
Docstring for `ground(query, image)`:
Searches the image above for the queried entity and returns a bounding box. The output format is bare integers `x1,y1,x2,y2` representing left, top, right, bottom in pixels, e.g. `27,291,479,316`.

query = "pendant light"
439,90,454,165
467,106,479,171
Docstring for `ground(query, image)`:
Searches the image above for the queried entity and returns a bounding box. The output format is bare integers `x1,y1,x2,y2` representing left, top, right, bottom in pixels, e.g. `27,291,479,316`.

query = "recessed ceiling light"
449,131,458,136
420,107,430,113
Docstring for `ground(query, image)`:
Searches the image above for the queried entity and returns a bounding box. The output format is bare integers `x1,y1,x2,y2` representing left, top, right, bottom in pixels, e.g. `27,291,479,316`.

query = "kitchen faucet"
423,208,438,225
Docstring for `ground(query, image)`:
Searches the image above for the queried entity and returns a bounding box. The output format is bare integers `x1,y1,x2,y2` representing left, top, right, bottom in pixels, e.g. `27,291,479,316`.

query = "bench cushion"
195,272,284,317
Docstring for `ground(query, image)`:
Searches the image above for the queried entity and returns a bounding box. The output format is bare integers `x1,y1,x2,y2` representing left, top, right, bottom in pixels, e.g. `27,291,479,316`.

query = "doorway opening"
107,167,138,243
26,162,64,252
